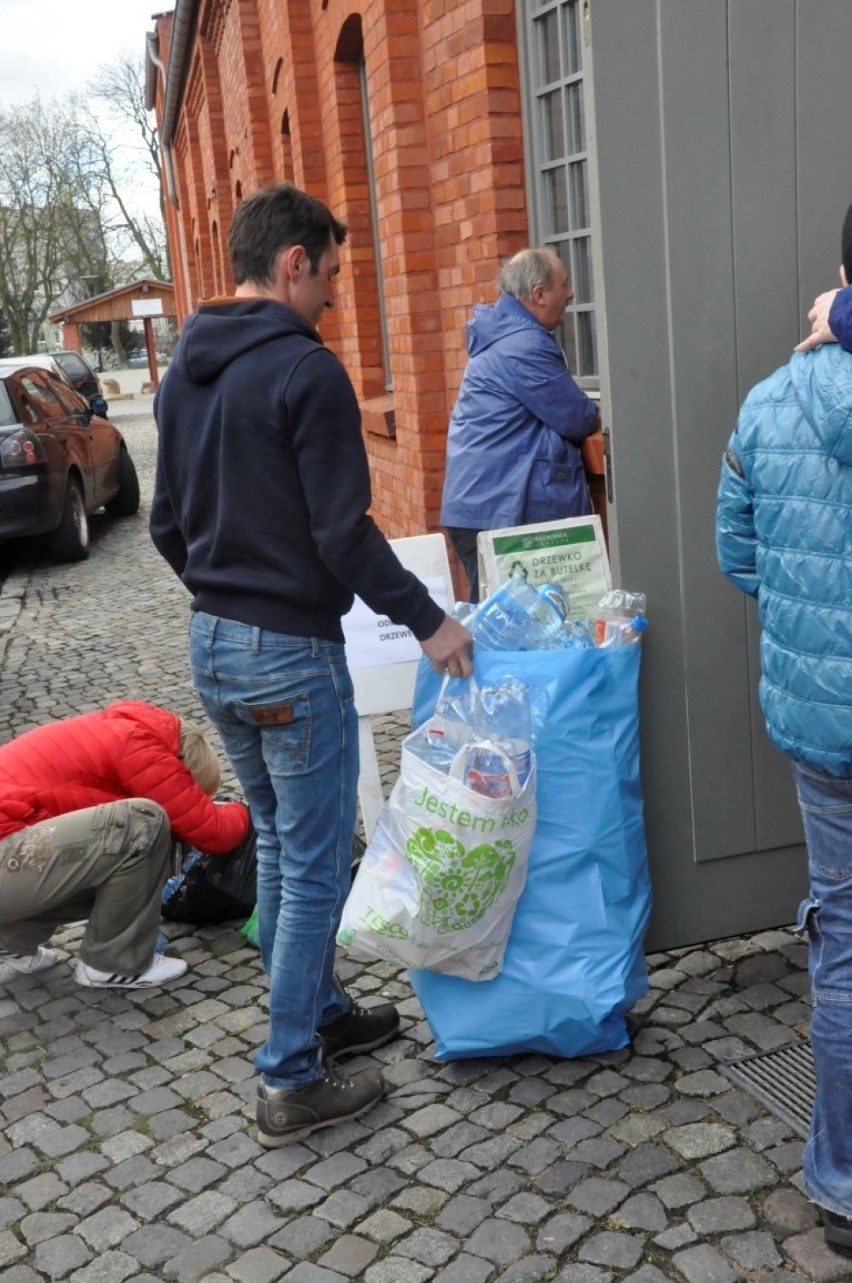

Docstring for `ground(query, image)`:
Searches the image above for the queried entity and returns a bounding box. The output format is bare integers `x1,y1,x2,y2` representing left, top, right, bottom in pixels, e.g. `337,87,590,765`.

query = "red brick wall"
152,0,529,544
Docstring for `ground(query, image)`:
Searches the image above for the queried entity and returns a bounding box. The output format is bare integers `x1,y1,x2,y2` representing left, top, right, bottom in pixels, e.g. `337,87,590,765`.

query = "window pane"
569,159,589,228
20,374,62,418
541,90,564,162
49,378,87,415
577,311,597,378
563,0,582,75
537,10,561,84
554,240,573,297
566,81,585,154
544,167,569,237
572,235,593,304
559,312,578,375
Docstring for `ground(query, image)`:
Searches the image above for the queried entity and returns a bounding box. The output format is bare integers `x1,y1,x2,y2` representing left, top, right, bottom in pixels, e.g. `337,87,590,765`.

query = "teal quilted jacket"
716,343,852,776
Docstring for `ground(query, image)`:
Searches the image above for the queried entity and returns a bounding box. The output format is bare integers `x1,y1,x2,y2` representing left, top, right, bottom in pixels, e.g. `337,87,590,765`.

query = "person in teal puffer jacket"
716,203,852,1260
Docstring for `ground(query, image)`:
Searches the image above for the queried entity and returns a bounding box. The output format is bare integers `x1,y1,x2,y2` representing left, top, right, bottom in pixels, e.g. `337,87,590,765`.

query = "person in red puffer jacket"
0,700,250,989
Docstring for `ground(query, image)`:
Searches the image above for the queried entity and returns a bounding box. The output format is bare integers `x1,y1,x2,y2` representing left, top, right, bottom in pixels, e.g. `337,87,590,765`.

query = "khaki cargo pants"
0,800,172,974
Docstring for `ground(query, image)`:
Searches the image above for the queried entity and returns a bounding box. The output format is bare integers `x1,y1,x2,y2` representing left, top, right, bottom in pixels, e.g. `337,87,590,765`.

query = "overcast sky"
0,0,166,107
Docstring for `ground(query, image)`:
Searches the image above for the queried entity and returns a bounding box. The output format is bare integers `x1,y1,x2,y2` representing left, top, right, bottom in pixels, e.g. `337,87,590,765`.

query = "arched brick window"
333,14,392,394
280,111,294,184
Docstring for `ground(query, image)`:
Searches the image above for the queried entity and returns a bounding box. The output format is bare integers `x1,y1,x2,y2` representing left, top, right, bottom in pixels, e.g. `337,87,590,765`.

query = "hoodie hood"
174,299,318,385
790,344,852,466
466,292,545,357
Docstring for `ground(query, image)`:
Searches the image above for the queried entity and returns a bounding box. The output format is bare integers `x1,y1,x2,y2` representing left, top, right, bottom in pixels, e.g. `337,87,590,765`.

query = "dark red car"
0,362,139,562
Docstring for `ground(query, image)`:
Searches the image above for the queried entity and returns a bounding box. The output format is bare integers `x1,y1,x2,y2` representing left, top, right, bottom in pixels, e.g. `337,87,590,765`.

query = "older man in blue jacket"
716,205,852,1259
441,248,600,600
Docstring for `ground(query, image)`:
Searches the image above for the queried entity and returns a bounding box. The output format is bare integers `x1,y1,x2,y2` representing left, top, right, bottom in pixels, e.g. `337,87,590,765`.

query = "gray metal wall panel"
584,0,815,945
727,0,803,851
583,3,702,905
656,0,758,864
795,0,852,311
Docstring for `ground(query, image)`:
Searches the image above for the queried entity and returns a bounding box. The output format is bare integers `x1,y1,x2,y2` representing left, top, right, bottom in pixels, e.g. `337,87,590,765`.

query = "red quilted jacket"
0,700,249,852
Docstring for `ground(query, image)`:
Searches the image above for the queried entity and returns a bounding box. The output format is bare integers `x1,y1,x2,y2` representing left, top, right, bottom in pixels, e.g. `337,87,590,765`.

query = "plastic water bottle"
409,675,476,773
462,742,514,798
593,590,648,647
467,575,568,652
539,582,570,622
475,679,532,787
561,618,595,649
427,676,476,760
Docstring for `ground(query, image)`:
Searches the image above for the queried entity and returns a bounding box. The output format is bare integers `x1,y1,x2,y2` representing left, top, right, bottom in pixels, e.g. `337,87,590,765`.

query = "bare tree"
0,55,169,357
86,50,171,281
0,98,95,353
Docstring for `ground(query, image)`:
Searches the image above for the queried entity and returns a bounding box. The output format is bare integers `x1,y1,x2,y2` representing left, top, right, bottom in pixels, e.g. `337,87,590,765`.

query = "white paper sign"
343,576,449,671
131,298,164,317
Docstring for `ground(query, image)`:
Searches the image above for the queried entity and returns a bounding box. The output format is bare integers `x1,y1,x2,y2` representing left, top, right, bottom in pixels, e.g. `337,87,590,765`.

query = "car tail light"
0,429,46,468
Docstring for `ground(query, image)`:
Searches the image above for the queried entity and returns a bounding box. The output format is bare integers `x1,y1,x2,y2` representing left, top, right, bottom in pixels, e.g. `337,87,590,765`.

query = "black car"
48,349,103,403
0,362,139,562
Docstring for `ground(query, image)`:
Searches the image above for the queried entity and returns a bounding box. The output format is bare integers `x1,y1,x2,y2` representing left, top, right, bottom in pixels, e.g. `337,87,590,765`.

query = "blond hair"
179,719,221,796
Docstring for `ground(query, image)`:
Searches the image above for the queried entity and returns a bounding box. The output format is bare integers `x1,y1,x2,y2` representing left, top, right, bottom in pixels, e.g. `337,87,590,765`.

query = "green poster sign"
479,517,611,619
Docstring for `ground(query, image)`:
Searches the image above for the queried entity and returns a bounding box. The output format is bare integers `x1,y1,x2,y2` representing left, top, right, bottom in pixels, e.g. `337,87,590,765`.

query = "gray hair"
498,248,557,302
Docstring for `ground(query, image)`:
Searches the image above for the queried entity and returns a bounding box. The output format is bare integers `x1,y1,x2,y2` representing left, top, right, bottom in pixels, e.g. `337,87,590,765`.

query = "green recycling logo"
405,827,517,933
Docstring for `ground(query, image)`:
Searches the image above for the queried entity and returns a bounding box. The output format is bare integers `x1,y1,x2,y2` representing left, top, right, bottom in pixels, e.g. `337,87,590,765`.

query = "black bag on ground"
162,823,257,925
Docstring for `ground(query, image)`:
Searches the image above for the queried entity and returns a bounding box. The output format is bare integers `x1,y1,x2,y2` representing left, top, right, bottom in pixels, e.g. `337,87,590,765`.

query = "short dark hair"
842,202,852,283
227,184,347,286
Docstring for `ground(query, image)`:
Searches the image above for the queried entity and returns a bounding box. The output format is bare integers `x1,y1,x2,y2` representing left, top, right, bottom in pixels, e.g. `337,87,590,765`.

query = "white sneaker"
0,946,58,974
75,952,188,989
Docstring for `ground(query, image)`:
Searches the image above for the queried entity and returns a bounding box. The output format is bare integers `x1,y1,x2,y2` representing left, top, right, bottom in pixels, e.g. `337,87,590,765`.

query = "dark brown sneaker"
319,1001,401,1061
256,1062,385,1148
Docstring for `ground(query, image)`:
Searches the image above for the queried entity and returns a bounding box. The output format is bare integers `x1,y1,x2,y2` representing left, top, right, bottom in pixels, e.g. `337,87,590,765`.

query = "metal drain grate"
721,1041,815,1138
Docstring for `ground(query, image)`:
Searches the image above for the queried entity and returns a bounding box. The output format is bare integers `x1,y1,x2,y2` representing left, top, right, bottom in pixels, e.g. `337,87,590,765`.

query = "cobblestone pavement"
0,401,847,1283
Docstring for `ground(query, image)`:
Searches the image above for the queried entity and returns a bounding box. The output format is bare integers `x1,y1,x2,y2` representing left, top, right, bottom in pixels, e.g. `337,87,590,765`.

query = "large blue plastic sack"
409,646,651,1060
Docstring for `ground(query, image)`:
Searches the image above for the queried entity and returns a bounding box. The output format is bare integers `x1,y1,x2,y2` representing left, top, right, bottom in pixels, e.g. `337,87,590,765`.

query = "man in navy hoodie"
440,247,600,600
150,184,471,1147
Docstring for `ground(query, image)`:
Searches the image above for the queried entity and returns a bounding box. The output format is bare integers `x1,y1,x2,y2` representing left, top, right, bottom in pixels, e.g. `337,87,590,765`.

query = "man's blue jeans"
793,761,852,1217
189,612,354,1089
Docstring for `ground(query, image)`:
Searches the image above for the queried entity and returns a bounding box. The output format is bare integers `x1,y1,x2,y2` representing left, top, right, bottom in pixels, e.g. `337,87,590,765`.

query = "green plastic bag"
241,904,260,948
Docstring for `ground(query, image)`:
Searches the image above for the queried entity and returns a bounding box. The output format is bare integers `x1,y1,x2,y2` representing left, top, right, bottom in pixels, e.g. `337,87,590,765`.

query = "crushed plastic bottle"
560,618,596,649
467,575,568,652
538,582,570,622
461,741,515,798
407,675,476,772
593,590,648,647
425,675,476,762
475,678,532,787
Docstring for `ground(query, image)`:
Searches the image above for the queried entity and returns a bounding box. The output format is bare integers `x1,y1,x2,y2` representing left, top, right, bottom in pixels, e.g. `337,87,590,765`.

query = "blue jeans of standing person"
188,611,354,1090
793,761,852,1218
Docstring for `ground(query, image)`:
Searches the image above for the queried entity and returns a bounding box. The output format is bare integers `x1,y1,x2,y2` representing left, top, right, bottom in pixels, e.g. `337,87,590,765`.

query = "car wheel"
104,446,140,517
47,478,90,562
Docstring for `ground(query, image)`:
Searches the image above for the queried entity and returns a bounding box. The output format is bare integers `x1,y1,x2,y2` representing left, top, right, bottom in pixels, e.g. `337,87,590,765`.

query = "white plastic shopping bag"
338,730,536,980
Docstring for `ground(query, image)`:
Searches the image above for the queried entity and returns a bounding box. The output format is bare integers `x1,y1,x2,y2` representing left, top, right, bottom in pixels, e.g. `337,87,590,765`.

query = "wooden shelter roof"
49,279,177,324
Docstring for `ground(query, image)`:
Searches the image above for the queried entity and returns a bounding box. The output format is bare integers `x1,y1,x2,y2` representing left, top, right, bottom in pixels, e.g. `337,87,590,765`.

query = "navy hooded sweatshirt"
150,298,444,643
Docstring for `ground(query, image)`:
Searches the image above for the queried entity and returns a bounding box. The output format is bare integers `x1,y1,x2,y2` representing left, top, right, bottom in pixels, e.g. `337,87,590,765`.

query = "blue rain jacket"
716,342,852,776
440,294,599,530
